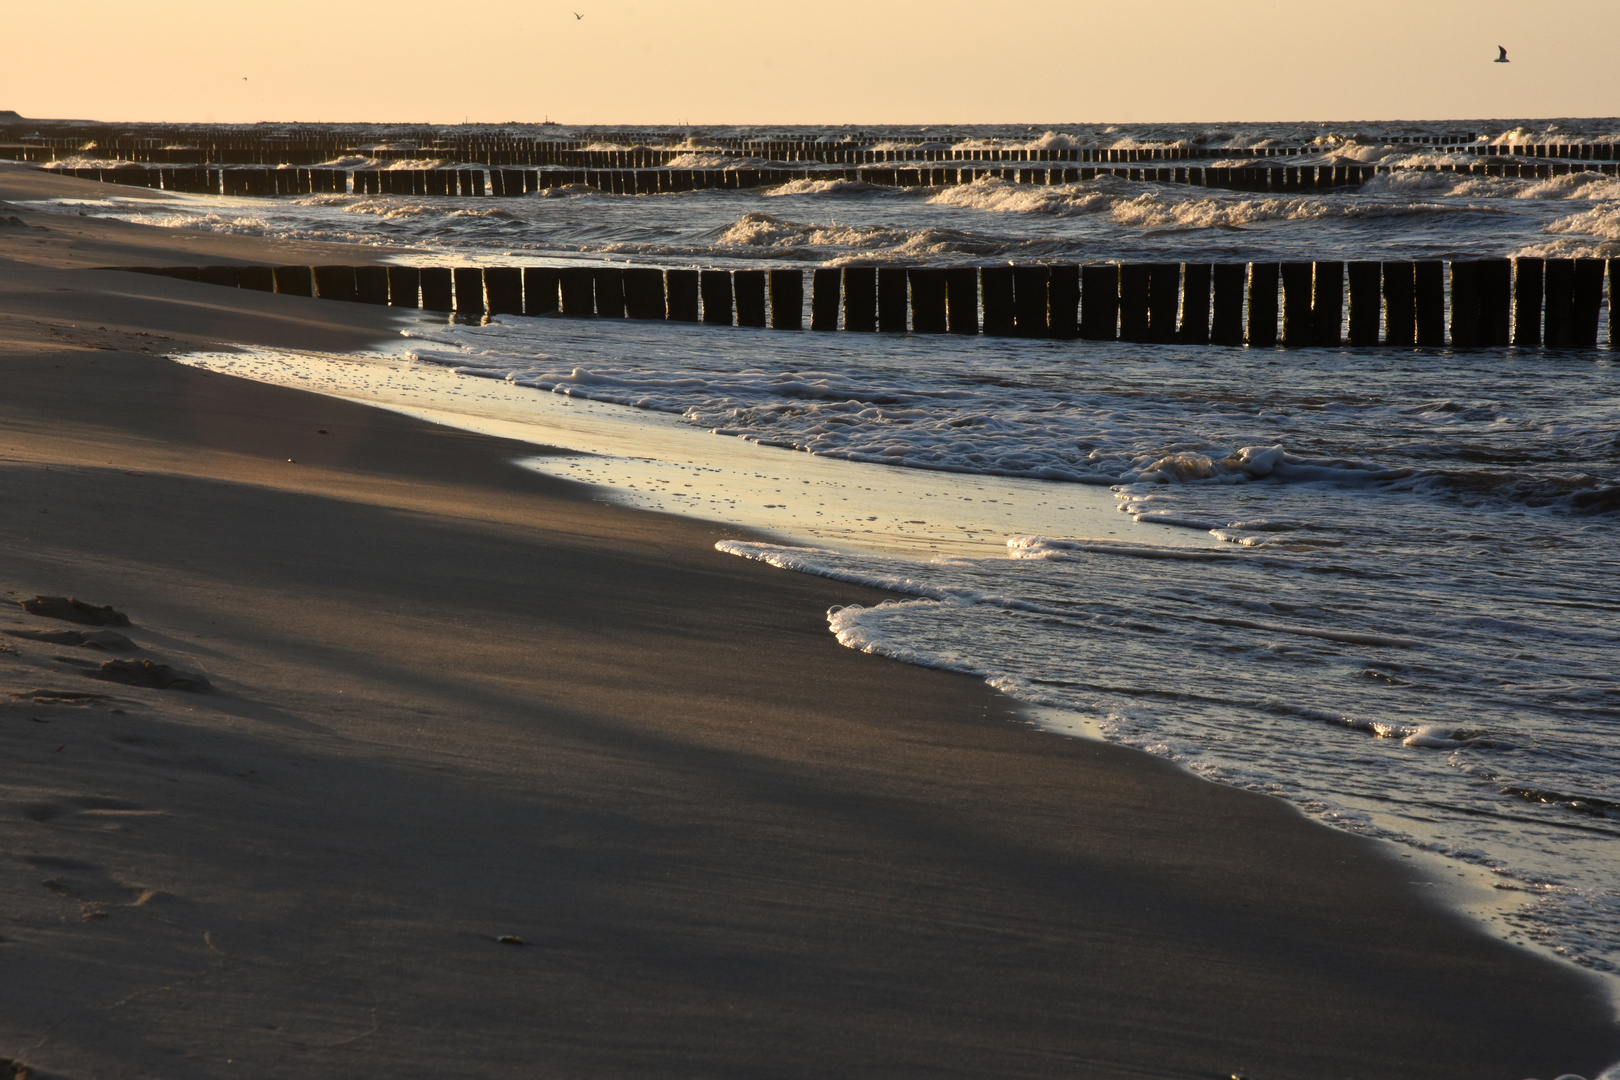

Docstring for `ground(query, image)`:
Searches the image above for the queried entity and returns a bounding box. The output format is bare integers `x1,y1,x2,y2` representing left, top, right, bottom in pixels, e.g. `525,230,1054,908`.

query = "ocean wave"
952,131,1086,152
930,177,1486,230
928,177,1128,217
764,178,879,196
1364,169,1620,203
1543,204,1620,241
714,212,902,250
343,199,442,219
665,152,765,169
1514,202,1620,255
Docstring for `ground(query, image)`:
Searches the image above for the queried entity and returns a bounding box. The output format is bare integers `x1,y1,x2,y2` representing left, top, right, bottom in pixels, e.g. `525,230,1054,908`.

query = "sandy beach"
2,166,1618,1079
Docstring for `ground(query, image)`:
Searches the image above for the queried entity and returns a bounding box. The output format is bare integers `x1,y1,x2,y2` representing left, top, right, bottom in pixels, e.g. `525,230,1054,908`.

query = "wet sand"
2,165,1617,1079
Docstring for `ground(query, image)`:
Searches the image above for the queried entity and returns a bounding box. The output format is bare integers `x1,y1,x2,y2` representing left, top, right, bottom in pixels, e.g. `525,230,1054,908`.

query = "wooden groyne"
42,157,1620,198
0,128,1502,167
7,124,1616,173
119,257,1615,348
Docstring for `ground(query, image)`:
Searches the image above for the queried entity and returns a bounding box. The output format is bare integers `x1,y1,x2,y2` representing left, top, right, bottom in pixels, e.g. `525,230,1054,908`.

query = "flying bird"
1495,45,1510,62
574,10,583,17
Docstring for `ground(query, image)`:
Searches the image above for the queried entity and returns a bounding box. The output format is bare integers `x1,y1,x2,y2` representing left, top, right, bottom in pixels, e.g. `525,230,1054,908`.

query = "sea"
24,118,1620,1002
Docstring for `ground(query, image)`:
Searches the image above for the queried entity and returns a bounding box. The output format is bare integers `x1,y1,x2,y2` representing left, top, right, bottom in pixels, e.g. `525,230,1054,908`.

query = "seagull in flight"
1495,45,1510,62
574,10,583,17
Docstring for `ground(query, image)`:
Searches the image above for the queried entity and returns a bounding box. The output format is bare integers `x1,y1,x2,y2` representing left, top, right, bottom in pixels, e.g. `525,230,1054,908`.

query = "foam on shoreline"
168,343,1211,559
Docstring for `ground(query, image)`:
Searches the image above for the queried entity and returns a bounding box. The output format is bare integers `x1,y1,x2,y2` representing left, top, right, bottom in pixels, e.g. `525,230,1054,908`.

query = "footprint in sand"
22,797,164,829
26,855,166,920
19,596,131,627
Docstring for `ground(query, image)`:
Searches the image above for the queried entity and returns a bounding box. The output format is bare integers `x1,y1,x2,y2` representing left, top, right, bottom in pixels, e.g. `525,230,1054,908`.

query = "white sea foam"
1516,205,1620,258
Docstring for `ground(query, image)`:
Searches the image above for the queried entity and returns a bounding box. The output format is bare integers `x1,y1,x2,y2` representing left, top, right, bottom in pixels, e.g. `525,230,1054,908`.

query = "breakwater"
118,258,1615,348
41,157,1620,197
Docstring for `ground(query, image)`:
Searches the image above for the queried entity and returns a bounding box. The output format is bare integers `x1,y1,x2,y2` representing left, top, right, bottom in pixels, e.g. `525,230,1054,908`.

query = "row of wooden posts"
122,258,1615,348
16,140,1612,168
6,142,1335,166
16,131,1556,169
49,159,1620,199
14,127,1620,168
18,133,1619,167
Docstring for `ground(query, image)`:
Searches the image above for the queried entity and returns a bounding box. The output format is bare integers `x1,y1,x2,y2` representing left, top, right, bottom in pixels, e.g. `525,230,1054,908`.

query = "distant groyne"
6,127,1614,195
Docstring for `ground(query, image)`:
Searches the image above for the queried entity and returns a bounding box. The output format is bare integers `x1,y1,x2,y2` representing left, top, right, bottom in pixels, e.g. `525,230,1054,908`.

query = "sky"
4,0,1617,126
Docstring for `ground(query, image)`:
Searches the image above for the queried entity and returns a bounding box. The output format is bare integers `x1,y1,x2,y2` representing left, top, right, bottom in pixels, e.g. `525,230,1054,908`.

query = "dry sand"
2,166,1618,1079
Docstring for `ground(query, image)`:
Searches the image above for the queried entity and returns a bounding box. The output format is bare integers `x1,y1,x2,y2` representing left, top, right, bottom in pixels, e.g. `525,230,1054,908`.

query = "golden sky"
6,0,1617,125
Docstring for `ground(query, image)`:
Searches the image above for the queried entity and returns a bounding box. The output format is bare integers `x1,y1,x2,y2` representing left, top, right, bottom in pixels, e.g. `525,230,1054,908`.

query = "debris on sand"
91,659,211,693
20,596,131,627
15,688,111,705
4,628,137,651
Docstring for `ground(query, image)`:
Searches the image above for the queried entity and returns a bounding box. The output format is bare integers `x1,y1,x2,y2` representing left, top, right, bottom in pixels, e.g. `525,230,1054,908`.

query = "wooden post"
945,267,978,334
1146,263,1180,344
1013,265,1050,337
700,269,733,325
354,266,390,306
1080,265,1119,340
811,268,840,330
420,268,454,313
312,265,358,303
483,267,523,316
1280,262,1313,346
908,268,947,333
199,266,242,289
1382,262,1416,346
1448,261,1481,347
522,267,559,316
878,266,908,332
1570,259,1603,347
1210,264,1245,345
1247,263,1279,346
770,268,803,330
1311,261,1343,347
594,267,627,319
387,266,421,308
843,267,877,332
980,265,1016,337
1346,262,1380,346
735,269,768,327
1048,264,1079,339
240,266,277,293
1513,258,1543,346
666,269,700,322
1479,259,1512,346
1542,258,1575,346
1178,263,1211,344
1118,264,1151,343
453,267,486,315
273,265,314,298
1415,261,1445,346
1611,259,1619,347
623,267,666,320
559,267,595,316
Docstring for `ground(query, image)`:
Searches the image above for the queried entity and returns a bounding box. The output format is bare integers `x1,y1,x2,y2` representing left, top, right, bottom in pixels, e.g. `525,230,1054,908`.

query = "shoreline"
3,165,1618,1079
